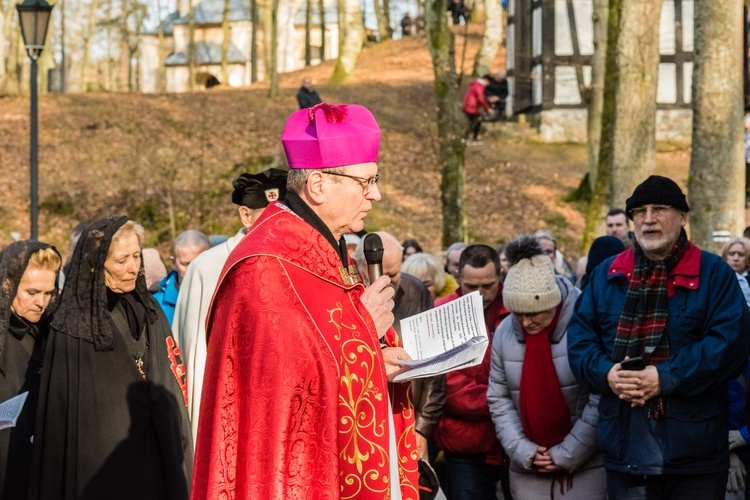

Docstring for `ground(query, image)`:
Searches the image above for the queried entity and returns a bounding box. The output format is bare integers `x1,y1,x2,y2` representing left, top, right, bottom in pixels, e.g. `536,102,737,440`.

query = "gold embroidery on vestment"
327,304,389,499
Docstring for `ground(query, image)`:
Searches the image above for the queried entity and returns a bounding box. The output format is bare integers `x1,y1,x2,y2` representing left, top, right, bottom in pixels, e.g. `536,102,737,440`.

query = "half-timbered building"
507,0,694,141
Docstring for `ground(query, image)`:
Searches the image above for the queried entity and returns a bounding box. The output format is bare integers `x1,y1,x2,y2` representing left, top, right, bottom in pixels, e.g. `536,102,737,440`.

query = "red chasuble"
192,203,418,500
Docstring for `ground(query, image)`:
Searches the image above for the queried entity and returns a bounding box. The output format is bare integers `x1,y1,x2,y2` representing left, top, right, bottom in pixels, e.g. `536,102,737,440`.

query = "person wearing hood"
487,235,606,499
29,216,193,499
0,241,61,499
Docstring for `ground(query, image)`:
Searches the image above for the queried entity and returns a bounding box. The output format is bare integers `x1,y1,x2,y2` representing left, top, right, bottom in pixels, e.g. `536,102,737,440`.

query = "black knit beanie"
625,175,689,219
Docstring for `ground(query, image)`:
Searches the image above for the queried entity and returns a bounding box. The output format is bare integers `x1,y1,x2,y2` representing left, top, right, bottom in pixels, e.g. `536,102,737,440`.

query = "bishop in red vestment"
192,104,418,500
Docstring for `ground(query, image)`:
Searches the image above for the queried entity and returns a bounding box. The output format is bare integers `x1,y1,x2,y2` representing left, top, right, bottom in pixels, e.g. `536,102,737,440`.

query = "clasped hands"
607,360,661,407
533,447,562,473
360,275,412,382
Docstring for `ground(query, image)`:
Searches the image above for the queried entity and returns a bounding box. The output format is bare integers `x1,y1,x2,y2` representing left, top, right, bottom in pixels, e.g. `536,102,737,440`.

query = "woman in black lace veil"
0,240,60,499
29,216,193,500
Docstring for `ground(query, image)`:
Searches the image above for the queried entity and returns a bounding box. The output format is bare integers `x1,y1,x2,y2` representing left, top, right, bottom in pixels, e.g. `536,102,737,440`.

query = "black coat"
28,216,192,500
30,309,193,499
0,316,47,499
296,87,323,109
0,240,58,500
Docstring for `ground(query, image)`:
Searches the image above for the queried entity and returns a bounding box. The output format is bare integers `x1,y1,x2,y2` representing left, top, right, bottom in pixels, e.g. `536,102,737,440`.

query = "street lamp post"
16,0,53,240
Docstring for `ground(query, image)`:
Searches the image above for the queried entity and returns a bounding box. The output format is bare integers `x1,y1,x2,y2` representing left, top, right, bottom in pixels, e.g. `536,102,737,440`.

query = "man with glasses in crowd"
192,103,419,499
568,175,750,499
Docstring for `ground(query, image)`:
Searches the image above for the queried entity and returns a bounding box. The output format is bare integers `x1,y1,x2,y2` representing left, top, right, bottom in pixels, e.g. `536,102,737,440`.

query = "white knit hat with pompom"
502,236,561,314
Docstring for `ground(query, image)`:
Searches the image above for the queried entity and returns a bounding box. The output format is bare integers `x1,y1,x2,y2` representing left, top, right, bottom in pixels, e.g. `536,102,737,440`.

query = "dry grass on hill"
0,23,691,261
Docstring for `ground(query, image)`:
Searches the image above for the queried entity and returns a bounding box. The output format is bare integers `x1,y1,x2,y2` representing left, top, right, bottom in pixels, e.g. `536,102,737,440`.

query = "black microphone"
363,233,384,284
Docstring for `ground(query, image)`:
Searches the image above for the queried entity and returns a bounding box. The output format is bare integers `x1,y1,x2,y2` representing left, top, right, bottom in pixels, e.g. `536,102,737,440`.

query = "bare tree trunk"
426,0,466,246
470,0,485,22
609,0,662,208
267,0,279,98
7,22,22,94
167,186,176,242
251,0,258,81
319,0,326,61
38,2,56,94
221,0,230,83
330,0,364,83
688,0,745,252
586,0,608,188
188,0,195,91
583,0,620,250
337,0,346,53
0,2,5,90
262,0,272,82
472,0,502,77
157,0,166,91
383,0,391,28
305,0,312,65
106,0,113,90
373,0,389,41
120,0,130,90
82,0,100,91
15,29,24,91
60,0,66,92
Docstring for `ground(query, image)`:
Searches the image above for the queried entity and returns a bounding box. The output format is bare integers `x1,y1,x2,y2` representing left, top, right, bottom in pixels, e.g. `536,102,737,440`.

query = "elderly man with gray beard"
568,175,750,500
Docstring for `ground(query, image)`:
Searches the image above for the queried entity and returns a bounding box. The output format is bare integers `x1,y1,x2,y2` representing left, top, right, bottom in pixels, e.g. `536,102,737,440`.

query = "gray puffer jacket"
488,277,603,476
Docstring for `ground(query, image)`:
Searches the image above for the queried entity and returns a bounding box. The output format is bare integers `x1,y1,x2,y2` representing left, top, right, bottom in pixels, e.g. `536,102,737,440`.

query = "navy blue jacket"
568,244,750,475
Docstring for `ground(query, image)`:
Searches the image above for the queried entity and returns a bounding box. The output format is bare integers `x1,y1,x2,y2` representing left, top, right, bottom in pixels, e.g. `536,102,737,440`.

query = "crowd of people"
2,102,750,500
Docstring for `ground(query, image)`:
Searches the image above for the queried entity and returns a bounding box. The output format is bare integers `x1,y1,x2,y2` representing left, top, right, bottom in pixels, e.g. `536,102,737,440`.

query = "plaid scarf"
613,232,689,365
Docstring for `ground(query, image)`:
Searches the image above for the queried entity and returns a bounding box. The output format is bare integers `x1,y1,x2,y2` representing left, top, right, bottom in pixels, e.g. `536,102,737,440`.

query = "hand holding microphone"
360,234,394,338
363,233,384,284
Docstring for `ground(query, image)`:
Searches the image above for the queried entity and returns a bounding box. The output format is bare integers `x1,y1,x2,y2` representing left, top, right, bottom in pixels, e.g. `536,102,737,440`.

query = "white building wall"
174,25,188,53
232,21,252,58
142,0,342,92
140,36,160,93
167,66,190,92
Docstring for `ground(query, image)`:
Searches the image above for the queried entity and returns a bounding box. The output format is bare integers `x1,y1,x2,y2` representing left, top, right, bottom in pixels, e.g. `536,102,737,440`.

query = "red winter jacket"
433,287,509,463
462,79,490,115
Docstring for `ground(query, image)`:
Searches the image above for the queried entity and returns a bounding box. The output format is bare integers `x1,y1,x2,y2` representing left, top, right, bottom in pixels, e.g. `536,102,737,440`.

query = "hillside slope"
0,25,689,259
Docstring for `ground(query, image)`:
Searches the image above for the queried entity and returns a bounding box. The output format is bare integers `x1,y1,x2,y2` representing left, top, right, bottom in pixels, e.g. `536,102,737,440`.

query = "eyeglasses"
323,172,380,195
629,205,672,221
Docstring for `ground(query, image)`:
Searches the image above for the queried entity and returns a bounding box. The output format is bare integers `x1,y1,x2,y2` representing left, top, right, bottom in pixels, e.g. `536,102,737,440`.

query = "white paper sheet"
0,391,28,430
394,291,488,381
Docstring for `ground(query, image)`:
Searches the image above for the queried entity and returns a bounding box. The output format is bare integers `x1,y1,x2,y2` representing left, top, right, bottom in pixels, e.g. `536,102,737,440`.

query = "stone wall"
538,108,692,143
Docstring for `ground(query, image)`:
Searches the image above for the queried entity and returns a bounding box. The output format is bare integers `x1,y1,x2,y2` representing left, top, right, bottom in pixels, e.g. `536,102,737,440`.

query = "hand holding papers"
0,391,29,430
393,291,489,382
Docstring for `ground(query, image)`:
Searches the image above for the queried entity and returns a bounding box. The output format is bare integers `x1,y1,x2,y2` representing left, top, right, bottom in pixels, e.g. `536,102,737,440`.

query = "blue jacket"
152,270,179,326
568,244,750,475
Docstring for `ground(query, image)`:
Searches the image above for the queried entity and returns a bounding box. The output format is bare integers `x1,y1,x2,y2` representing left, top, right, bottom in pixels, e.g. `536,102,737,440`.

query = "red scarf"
519,304,572,449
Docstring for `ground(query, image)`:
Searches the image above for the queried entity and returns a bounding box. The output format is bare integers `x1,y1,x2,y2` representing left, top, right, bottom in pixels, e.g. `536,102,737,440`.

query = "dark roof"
143,10,180,35
146,0,335,36
172,0,251,25
164,40,248,66
291,6,338,25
